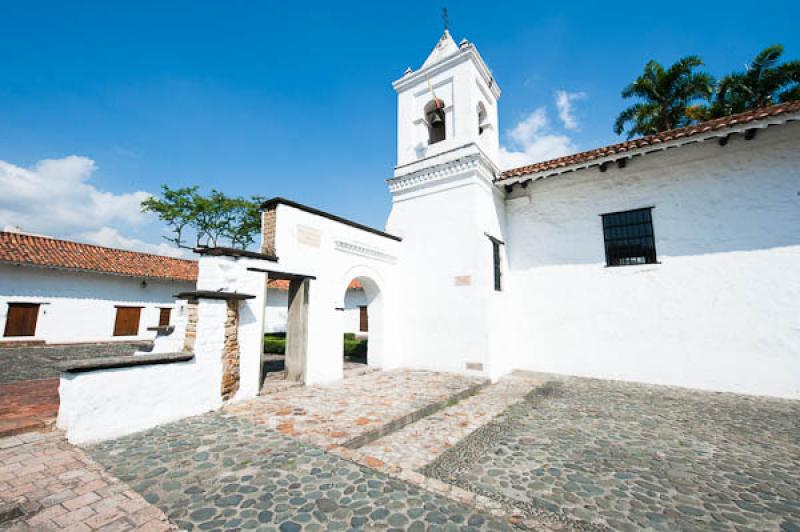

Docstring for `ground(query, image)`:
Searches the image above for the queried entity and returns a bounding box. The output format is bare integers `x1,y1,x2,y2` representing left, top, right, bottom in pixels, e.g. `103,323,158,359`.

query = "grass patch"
264,332,367,360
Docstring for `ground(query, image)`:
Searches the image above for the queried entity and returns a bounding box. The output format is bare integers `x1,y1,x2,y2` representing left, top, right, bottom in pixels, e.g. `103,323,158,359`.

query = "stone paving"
0,430,171,531
358,373,544,474
87,410,513,531
227,369,487,450
0,379,60,437
260,358,377,395
423,374,800,532
0,342,149,384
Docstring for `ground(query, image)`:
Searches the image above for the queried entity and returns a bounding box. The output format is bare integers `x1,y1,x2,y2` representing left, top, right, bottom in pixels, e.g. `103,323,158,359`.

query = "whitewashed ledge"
57,352,194,373
56,349,222,445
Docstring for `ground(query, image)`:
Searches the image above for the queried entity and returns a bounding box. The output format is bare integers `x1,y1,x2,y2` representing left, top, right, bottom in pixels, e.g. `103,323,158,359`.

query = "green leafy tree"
704,45,800,118
614,56,713,138
141,185,265,250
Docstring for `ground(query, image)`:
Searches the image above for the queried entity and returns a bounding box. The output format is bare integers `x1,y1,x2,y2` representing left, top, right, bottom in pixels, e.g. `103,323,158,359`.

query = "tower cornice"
392,44,501,100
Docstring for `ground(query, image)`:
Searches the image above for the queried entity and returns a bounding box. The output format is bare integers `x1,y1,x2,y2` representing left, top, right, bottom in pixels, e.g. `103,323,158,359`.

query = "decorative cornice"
393,45,501,99
334,241,398,264
387,152,496,194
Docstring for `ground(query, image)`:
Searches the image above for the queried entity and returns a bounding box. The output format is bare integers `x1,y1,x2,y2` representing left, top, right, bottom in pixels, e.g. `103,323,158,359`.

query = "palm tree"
614,56,713,139
705,45,800,118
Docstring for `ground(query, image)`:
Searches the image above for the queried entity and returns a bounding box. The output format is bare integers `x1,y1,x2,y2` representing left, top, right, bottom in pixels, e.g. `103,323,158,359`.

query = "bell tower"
385,31,509,381
392,30,501,170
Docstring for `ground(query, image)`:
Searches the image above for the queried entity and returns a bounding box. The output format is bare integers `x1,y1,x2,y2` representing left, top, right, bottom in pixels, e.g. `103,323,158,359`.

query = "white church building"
57,31,800,443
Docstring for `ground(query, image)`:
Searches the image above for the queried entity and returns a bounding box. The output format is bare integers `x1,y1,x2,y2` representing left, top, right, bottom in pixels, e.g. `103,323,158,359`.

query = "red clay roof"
0,231,198,282
498,100,800,181
266,279,362,291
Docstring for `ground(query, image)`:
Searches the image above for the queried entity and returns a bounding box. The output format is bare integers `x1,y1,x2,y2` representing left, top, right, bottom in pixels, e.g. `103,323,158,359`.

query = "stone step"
341,379,489,449
0,502,24,526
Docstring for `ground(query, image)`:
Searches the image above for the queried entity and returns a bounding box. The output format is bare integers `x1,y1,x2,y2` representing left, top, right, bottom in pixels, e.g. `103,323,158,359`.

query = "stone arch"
336,265,386,369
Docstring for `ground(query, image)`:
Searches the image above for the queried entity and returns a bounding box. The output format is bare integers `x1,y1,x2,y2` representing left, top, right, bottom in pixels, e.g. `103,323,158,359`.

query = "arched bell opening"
425,98,446,145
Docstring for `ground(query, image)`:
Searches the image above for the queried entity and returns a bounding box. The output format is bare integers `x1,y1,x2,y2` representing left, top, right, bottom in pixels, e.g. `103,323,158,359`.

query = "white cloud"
0,156,150,235
499,107,577,169
555,90,587,130
0,155,188,257
79,227,190,258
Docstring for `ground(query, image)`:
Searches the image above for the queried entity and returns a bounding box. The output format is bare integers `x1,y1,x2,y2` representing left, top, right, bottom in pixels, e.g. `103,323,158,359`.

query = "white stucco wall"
0,265,192,344
265,287,366,334
502,123,800,399
264,288,289,333
386,156,507,380
57,298,227,444
269,203,401,384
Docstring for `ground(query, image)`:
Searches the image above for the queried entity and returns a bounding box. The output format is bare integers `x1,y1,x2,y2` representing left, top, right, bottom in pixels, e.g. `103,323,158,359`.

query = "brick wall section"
183,299,198,352
261,207,277,255
221,300,240,400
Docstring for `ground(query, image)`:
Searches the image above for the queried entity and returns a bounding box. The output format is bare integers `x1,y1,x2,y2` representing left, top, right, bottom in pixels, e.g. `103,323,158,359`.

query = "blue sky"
1,0,798,255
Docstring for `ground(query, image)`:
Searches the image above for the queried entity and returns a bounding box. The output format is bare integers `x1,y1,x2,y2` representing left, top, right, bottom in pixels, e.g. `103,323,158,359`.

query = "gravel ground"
87,411,514,531
423,376,800,532
0,342,149,384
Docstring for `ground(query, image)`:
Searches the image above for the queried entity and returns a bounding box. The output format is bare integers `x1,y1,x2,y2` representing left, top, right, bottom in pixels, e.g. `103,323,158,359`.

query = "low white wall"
57,299,226,444
503,123,800,399
0,264,192,344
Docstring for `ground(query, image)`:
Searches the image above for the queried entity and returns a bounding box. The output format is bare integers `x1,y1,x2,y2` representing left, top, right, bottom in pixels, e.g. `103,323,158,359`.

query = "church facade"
380,31,800,399
57,31,800,443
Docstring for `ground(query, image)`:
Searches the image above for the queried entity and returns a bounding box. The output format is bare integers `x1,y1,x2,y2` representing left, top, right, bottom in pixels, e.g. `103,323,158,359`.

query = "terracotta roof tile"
0,232,197,282
498,100,800,181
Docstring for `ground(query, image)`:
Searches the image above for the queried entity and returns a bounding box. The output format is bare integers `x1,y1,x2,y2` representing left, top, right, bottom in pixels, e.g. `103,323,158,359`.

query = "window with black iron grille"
601,207,657,267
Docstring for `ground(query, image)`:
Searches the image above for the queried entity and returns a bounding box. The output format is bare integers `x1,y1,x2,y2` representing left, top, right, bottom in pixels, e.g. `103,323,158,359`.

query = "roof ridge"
0,231,196,264
499,100,800,181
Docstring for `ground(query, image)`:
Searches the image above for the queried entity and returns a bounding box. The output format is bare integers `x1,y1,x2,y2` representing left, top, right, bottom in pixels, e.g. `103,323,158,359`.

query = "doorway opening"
339,274,383,372
259,272,312,393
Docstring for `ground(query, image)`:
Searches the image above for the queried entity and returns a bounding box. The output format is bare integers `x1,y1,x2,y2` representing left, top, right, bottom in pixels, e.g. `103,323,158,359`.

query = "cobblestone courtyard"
424,375,800,531
3,369,799,531
87,412,511,531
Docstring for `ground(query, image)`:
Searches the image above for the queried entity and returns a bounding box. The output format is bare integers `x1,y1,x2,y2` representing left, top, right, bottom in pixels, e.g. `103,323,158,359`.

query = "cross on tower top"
441,7,449,31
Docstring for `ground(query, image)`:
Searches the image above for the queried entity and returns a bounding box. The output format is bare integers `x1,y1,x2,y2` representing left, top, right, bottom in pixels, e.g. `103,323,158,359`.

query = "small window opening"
3,303,40,337
425,98,446,144
478,102,488,135
358,306,368,332
486,234,504,292
601,207,657,266
113,306,142,336
158,307,172,327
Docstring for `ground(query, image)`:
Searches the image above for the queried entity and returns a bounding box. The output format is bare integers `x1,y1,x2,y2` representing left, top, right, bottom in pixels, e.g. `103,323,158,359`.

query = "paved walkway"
356,373,544,474
86,411,512,531
0,431,171,531
0,379,60,437
424,374,800,531
227,369,487,450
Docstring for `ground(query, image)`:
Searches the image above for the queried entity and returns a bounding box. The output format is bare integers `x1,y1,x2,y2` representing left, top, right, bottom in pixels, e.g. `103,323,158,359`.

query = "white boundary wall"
0,264,192,344
501,123,800,399
57,299,226,444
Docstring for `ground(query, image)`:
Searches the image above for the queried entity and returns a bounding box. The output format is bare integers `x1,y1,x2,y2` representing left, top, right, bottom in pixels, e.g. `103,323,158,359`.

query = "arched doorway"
338,273,384,371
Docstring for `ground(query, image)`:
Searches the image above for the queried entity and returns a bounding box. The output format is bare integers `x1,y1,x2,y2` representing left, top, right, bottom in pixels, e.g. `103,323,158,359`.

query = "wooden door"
359,305,368,332
113,307,142,336
3,303,40,337
158,308,171,327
